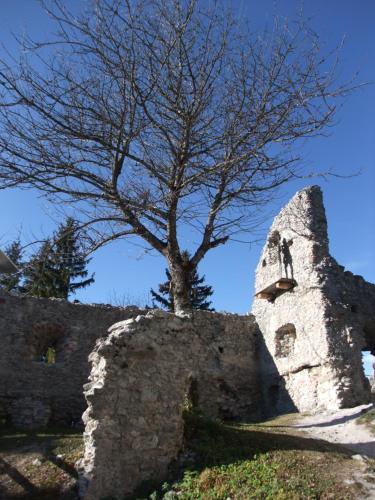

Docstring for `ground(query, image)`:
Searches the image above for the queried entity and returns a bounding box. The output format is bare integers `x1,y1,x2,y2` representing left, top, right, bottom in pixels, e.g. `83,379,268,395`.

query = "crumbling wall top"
78,310,261,499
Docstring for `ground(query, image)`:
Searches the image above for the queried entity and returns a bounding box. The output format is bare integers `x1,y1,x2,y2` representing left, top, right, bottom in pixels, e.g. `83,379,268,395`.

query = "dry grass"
148,410,371,500
0,426,83,499
357,407,375,435
0,412,374,500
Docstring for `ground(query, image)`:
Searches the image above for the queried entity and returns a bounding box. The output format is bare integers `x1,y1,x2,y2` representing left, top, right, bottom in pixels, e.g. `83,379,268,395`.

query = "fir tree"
151,251,214,312
150,268,174,311
22,240,57,297
0,238,23,293
51,218,95,299
23,218,95,299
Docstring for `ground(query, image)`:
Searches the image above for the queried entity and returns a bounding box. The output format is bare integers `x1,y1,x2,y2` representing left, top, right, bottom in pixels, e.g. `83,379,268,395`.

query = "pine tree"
151,251,214,312
150,268,175,311
22,240,57,297
51,218,95,299
0,238,23,293
23,218,95,299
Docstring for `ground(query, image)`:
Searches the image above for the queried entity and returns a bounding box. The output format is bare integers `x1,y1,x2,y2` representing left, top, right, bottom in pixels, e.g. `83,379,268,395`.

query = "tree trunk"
168,259,192,314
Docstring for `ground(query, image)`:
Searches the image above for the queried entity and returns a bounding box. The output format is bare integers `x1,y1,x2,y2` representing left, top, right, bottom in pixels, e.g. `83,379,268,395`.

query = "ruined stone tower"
252,185,375,414
1,185,374,499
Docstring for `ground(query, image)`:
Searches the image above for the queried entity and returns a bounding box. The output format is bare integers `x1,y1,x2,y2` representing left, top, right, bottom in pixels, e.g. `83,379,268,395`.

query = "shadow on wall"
257,331,297,418
363,321,375,356
78,312,267,499
174,323,298,421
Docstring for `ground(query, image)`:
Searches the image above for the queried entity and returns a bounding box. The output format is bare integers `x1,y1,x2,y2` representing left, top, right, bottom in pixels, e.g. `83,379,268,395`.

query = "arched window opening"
30,322,64,364
362,322,375,392
275,323,296,358
362,350,375,379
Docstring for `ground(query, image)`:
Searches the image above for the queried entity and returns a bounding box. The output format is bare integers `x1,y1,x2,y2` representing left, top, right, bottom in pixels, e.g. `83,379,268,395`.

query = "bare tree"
0,0,353,312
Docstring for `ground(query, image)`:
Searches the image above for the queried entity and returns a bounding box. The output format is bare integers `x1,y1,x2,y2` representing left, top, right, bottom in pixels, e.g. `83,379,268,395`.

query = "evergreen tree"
23,218,95,299
0,238,23,293
151,251,214,312
150,268,174,311
22,240,57,297
51,218,95,299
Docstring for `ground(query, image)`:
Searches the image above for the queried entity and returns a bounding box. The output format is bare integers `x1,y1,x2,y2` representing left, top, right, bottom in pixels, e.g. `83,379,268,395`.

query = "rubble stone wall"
1,185,375,499
78,310,261,500
252,186,375,414
0,292,143,428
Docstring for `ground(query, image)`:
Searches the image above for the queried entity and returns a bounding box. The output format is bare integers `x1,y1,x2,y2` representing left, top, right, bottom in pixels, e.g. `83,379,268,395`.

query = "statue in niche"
281,238,294,279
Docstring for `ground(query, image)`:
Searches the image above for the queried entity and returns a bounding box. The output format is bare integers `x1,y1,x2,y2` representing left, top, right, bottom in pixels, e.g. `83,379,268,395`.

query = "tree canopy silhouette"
0,239,23,293
0,0,353,311
23,218,95,299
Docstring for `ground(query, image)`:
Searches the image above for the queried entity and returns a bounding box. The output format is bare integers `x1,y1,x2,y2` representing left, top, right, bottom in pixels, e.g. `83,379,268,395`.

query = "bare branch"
0,0,355,311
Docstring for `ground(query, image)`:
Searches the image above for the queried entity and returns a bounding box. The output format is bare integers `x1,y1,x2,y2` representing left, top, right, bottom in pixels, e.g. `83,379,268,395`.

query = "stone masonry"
252,185,375,414
78,310,260,499
0,292,144,428
0,185,374,499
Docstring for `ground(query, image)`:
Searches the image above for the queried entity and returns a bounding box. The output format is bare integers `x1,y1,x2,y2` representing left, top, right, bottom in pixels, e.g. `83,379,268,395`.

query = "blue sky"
0,1,374,370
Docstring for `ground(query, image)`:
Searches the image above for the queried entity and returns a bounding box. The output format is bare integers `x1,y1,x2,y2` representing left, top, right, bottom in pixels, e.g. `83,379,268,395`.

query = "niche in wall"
268,230,281,248
29,322,65,363
266,230,281,266
183,376,199,413
275,323,296,358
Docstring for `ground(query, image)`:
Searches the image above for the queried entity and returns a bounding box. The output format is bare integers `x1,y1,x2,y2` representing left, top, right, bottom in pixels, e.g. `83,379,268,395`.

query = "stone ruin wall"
321,260,375,406
78,310,261,500
0,291,263,498
0,291,144,429
252,185,375,414
0,185,374,499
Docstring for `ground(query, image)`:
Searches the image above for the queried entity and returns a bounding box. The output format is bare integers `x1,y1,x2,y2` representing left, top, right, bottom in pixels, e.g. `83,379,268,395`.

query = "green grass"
143,410,363,500
0,412,370,500
357,408,375,435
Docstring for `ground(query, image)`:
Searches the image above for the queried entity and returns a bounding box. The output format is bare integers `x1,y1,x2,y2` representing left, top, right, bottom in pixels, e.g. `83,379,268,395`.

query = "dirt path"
294,403,375,458
293,404,375,498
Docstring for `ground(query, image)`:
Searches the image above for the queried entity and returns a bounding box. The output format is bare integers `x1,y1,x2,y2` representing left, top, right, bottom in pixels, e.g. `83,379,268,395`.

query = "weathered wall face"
78,310,261,500
1,185,374,498
252,186,375,414
0,292,143,428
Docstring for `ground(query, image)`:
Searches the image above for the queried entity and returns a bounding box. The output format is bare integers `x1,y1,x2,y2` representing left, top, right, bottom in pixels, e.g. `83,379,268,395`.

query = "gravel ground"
294,403,375,458
294,404,375,499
